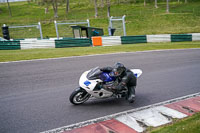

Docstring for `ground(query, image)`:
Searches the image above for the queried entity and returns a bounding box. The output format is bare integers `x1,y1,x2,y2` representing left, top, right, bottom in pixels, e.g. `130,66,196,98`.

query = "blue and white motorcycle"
69,67,142,105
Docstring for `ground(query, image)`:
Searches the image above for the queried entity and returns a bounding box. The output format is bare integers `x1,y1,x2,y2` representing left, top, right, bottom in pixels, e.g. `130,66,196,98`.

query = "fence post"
54,21,59,39
122,15,126,36
109,16,113,28
87,19,90,27
108,16,113,35
38,22,43,39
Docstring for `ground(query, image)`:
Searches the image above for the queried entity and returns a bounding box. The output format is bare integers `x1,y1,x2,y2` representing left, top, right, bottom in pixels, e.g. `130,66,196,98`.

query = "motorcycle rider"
100,63,137,103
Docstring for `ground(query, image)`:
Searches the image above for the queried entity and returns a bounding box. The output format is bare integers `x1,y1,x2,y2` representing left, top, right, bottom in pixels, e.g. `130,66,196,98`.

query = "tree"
37,0,60,17
101,0,104,7
155,0,158,8
7,0,12,17
106,0,110,17
66,0,69,14
94,0,98,18
52,0,58,18
166,0,169,13
144,0,146,6
43,0,51,14
117,0,120,4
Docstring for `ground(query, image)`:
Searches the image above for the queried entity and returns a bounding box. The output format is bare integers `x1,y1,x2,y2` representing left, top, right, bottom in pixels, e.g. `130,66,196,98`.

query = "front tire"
69,87,91,105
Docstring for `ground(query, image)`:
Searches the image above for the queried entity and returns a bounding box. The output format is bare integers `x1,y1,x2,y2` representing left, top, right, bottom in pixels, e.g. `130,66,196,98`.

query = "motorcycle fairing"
131,69,142,78
79,70,113,98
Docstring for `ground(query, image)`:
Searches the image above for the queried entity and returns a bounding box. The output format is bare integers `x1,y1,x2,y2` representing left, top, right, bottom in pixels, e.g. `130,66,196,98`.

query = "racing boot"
127,86,136,103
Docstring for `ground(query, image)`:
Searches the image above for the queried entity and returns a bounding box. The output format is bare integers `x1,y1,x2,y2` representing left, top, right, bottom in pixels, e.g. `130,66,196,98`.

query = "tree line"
5,0,198,18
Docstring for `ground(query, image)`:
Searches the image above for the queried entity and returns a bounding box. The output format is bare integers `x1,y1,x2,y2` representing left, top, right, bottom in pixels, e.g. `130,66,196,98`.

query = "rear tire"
69,87,91,105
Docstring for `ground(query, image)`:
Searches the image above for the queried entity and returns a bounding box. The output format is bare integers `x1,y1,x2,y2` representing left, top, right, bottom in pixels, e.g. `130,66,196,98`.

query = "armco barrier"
171,34,192,42
20,39,55,49
147,34,171,43
121,35,147,44
102,36,121,46
0,41,20,50
55,38,92,48
192,33,200,41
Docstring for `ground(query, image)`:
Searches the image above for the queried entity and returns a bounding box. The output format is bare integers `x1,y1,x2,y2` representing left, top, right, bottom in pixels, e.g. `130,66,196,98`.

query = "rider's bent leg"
127,86,136,103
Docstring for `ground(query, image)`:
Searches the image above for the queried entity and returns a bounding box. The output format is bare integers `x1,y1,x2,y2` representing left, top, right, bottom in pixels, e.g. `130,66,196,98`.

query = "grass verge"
0,1,200,38
0,41,200,62
148,112,200,133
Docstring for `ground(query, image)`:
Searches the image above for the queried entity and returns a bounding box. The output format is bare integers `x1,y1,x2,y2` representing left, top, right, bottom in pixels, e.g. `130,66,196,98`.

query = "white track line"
1,48,200,64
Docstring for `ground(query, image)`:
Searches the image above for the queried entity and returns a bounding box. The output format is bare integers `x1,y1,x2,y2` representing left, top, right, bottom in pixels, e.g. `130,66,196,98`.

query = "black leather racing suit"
101,67,137,101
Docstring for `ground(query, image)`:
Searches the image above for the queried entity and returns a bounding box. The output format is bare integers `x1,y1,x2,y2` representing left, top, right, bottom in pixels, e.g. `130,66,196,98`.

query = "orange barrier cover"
92,37,102,46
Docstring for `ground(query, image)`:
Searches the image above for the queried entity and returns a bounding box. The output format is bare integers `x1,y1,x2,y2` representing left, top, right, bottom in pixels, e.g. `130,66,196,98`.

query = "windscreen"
86,67,102,80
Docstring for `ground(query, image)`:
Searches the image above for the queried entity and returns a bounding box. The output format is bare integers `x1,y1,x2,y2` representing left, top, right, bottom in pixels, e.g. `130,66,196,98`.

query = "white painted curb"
116,106,187,132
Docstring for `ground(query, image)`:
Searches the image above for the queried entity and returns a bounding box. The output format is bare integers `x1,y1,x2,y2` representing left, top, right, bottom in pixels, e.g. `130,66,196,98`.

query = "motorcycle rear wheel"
69,87,91,105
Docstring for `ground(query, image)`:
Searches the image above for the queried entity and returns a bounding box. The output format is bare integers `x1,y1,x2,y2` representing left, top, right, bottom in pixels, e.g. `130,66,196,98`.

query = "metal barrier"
54,20,90,39
109,15,126,36
8,22,43,39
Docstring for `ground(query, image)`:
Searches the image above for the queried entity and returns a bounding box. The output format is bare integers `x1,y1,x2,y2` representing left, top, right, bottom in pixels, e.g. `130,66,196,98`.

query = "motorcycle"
69,67,142,105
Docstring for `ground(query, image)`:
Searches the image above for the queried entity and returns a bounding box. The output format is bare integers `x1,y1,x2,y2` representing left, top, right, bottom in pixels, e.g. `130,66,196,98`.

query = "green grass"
0,1,200,38
0,41,200,62
149,112,200,133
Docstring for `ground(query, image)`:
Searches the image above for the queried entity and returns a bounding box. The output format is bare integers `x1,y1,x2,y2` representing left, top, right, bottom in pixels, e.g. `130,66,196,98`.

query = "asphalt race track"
0,49,200,133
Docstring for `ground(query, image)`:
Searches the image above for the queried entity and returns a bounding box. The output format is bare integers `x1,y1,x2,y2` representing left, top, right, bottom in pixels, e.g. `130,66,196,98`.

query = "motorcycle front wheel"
69,87,91,105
